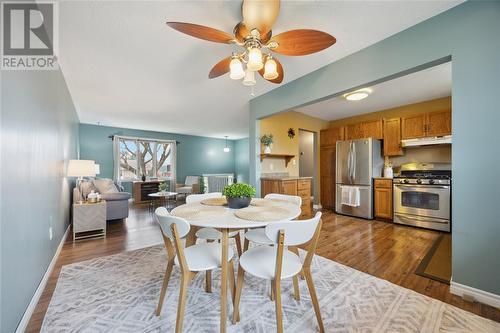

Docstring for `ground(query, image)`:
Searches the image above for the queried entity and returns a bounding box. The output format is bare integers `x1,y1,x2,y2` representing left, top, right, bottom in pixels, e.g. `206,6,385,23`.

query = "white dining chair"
186,192,243,255
154,207,236,333
244,193,302,246
232,212,324,333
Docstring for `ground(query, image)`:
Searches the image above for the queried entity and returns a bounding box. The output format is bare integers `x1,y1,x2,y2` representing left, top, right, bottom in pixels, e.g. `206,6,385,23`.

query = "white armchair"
176,176,200,195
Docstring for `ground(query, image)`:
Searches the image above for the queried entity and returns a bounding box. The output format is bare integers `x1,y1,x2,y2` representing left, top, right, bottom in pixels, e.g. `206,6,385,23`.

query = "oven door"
393,184,450,220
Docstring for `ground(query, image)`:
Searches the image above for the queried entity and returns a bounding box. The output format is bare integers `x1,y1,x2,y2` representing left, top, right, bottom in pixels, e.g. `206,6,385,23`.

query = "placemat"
250,198,289,207
201,197,227,206
171,205,226,220
234,206,292,222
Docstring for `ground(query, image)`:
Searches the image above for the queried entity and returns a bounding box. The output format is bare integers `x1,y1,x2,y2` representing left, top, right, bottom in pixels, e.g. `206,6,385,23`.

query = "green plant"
260,134,274,147
222,183,256,198
158,181,168,192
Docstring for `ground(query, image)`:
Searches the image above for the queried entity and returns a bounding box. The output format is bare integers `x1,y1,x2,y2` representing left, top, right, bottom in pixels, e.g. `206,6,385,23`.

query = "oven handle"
393,184,450,190
395,213,449,224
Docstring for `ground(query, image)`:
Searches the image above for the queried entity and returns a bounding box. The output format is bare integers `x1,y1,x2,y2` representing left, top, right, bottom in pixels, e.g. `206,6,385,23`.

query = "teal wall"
249,1,500,295
1,70,79,332
79,124,236,192
234,138,250,183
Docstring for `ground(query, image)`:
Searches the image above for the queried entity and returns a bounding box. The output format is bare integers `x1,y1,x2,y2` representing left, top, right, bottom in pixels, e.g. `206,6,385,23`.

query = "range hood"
401,135,452,147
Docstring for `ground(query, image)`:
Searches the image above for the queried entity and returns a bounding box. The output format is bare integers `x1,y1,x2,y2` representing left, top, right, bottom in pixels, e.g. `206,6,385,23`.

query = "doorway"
299,129,317,202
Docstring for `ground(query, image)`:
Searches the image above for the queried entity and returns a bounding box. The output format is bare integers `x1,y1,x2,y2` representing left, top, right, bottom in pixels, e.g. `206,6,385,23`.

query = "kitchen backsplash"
390,145,451,169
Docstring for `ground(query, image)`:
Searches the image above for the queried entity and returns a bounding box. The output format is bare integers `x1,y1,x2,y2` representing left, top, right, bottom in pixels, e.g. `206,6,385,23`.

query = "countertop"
260,176,313,181
373,177,394,180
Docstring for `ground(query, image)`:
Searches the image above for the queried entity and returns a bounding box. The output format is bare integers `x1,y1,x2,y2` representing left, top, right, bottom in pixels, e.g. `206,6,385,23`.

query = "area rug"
415,234,452,284
41,245,499,332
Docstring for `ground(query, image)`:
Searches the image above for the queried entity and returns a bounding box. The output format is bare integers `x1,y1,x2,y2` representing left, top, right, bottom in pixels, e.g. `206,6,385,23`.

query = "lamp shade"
67,160,96,177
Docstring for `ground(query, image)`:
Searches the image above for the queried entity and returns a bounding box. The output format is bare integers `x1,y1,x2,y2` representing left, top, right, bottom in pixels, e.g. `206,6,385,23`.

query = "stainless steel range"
393,163,451,232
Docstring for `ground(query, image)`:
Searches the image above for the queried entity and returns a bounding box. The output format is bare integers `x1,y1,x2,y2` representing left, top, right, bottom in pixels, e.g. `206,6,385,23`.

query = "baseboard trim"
15,225,70,333
450,280,500,308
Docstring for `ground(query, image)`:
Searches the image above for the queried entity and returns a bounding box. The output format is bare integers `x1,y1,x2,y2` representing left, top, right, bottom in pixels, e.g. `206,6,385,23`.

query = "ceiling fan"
166,0,336,88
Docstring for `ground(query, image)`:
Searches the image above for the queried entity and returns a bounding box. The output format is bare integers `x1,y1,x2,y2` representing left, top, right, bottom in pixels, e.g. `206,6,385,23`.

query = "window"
114,136,176,183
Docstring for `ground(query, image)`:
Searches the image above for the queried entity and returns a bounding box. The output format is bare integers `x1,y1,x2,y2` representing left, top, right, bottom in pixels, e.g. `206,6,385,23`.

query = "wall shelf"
259,153,295,167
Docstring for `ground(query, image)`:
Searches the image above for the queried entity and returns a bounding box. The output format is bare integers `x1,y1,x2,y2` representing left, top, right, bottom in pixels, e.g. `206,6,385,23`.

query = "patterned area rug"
42,245,499,332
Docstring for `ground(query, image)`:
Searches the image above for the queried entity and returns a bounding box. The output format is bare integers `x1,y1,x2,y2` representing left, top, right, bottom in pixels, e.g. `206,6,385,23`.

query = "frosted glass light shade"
263,57,278,80
242,69,256,86
229,58,245,80
247,47,263,71
223,147,230,153
67,160,96,177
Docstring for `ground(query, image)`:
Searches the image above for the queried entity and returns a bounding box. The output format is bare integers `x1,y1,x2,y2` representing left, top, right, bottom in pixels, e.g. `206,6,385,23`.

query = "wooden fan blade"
166,22,234,44
209,57,232,79
270,29,336,56
258,57,284,84
242,0,280,36
234,22,272,43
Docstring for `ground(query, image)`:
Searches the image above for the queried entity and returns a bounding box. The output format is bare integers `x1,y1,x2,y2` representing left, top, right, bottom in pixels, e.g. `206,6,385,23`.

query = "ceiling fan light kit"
166,0,336,90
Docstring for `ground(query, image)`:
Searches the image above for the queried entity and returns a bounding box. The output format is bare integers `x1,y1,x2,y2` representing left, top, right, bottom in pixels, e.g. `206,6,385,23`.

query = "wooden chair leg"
228,259,236,306
292,274,300,301
185,227,198,247
274,278,283,333
234,233,243,257
232,264,245,324
175,273,191,333
243,237,250,252
156,260,174,316
304,268,325,333
289,246,305,279
270,280,275,301
205,270,212,293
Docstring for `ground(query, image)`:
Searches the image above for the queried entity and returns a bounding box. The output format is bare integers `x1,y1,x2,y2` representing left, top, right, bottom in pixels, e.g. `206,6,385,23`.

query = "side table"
73,200,106,241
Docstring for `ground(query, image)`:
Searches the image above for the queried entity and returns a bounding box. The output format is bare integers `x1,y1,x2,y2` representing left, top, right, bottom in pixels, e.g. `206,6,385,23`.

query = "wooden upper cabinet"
362,119,383,139
427,110,451,136
402,114,426,139
383,118,403,156
320,126,344,147
345,123,363,140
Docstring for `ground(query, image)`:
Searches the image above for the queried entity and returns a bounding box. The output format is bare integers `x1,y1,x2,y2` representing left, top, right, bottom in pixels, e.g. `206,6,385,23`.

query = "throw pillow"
80,180,97,197
94,178,119,193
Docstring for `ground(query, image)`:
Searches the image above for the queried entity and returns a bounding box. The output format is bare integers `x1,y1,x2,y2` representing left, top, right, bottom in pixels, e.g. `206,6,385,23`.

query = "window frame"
115,135,176,183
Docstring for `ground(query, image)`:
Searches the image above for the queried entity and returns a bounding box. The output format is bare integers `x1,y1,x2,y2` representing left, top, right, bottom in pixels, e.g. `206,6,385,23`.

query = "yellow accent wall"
259,111,330,202
328,96,451,127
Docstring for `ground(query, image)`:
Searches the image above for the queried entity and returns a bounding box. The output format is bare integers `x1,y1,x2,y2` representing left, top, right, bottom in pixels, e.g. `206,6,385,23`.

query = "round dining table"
170,200,301,333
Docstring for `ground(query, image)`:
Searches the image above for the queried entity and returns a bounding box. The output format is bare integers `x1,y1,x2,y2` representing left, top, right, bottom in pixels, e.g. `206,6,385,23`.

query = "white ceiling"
58,1,462,139
295,62,452,121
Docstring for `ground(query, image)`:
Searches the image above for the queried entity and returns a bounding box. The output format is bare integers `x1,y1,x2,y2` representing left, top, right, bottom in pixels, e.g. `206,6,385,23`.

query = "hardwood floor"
26,204,499,332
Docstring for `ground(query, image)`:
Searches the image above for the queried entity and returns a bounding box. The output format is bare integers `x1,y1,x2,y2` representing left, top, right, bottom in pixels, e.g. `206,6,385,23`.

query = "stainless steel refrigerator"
335,138,383,219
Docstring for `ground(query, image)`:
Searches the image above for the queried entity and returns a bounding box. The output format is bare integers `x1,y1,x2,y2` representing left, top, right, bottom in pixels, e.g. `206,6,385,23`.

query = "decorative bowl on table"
222,183,256,209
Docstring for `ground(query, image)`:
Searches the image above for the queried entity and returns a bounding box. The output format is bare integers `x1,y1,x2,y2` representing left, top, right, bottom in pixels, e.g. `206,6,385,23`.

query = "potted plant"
260,134,274,154
222,183,256,209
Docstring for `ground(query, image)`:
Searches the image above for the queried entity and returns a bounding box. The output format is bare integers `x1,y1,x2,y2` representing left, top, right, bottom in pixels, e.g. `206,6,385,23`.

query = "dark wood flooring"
26,204,499,332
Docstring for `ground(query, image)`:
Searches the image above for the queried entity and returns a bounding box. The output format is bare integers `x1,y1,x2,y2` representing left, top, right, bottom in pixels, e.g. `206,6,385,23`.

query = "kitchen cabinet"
402,110,451,139
374,178,393,220
260,178,312,219
402,114,426,139
345,123,363,140
320,127,344,147
383,118,403,156
320,126,344,210
346,119,383,140
427,110,451,136
320,147,336,209
362,119,384,139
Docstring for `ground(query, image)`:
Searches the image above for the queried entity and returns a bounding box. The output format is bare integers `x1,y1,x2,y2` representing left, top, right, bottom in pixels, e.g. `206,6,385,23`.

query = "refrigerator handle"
347,141,352,183
351,141,356,182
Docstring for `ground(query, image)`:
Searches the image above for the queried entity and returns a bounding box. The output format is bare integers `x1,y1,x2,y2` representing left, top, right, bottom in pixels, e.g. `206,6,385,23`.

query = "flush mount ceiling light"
223,136,230,153
166,0,337,90
343,88,372,101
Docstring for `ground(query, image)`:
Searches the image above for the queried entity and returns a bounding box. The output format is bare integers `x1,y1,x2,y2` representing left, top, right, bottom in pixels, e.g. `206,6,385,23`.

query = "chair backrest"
155,211,190,240
185,176,199,186
155,206,169,217
264,193,302,206
265,212,322,246
186,192,223,204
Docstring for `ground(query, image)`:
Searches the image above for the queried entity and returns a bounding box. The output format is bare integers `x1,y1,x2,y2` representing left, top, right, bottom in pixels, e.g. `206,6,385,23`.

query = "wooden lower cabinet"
374,179,393,220
261,178,312,218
